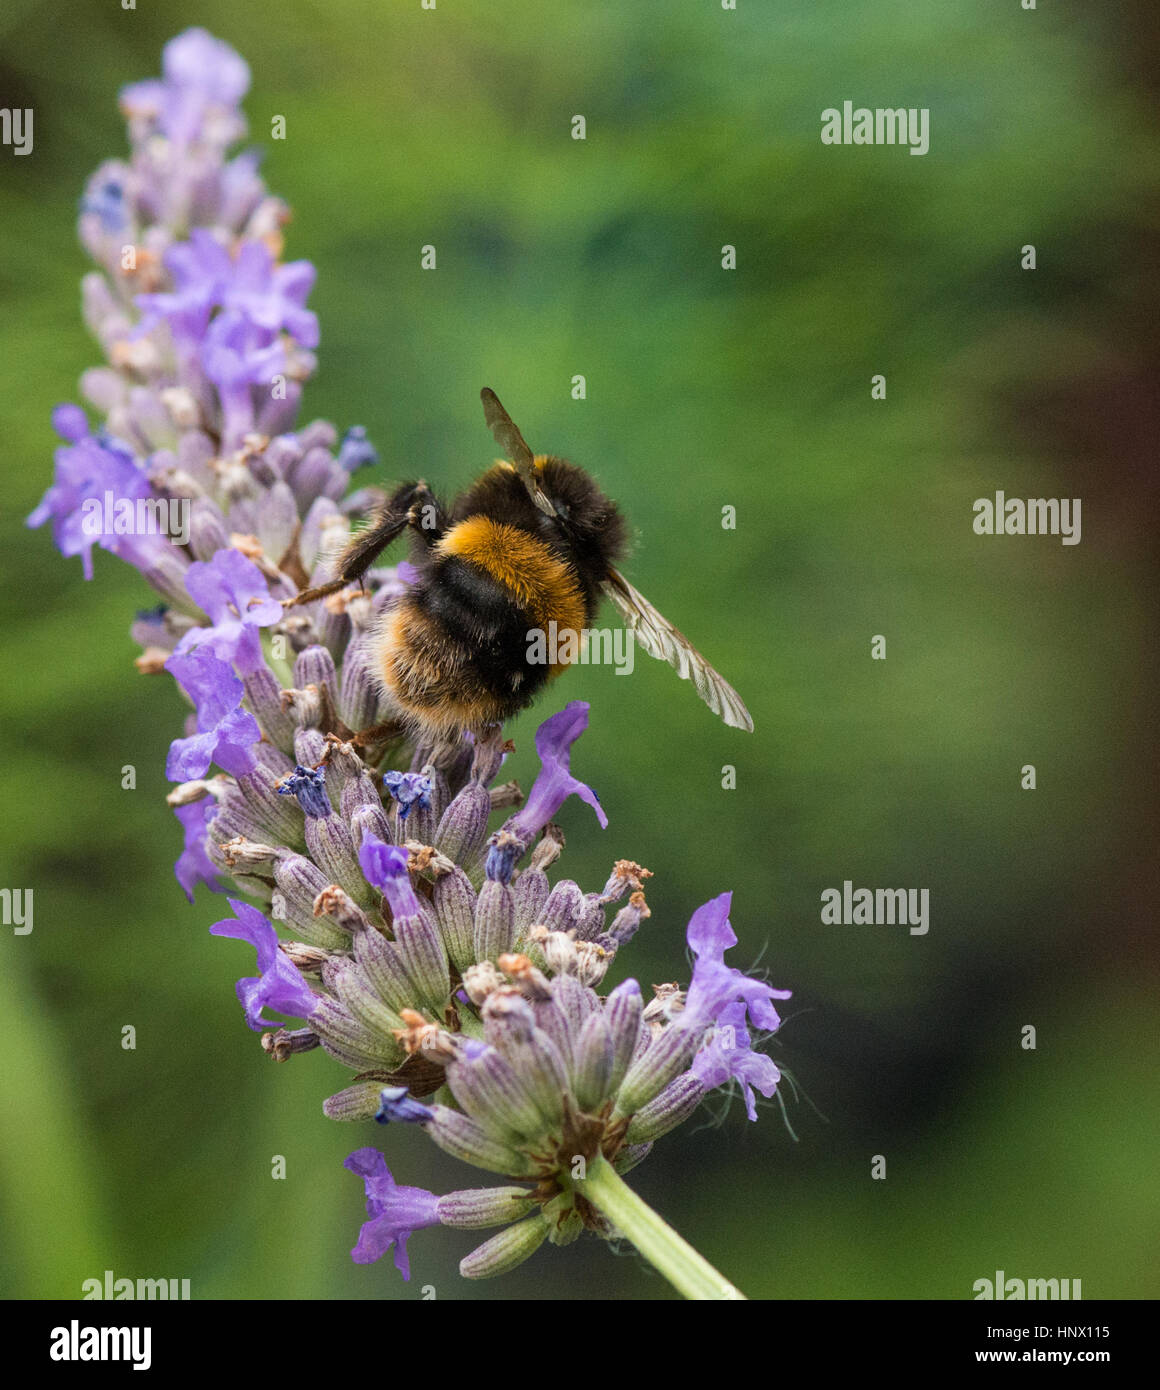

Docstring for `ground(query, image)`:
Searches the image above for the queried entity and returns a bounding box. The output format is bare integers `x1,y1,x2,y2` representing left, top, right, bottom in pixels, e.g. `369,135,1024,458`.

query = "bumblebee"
287,390,753,741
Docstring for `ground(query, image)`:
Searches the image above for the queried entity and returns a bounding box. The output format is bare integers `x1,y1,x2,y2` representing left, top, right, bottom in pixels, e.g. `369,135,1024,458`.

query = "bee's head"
536,455,628,573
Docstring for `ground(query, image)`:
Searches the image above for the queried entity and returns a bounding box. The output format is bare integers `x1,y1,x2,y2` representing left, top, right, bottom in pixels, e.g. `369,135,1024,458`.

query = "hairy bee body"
378,459,626,740
287,389,753,739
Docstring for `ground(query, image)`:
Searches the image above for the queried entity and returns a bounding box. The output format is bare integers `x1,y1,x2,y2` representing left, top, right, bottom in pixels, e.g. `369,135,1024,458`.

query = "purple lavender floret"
344,1148,441,1277
500,701,608,850
173,548,282,669
173,798,225,903
210,898,319,1031
164,646,260,780
682,891,791,1035
278,765,330,819
689,1000,782,1122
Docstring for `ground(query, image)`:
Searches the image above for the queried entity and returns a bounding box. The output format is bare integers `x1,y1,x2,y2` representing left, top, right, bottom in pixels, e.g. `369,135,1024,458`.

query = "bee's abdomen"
379,517,587,734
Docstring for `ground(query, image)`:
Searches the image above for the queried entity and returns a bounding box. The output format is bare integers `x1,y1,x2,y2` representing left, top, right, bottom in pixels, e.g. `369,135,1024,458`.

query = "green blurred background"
1,0,1157,1300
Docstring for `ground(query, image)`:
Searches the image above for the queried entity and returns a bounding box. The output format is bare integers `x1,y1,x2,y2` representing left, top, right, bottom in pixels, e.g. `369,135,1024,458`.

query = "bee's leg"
349,716,408,752
404,482,449,547
285,481,443,607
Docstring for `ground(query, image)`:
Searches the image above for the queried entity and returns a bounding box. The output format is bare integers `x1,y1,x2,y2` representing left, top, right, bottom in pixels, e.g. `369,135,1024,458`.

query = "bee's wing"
480,387,556,517
601,566,754,731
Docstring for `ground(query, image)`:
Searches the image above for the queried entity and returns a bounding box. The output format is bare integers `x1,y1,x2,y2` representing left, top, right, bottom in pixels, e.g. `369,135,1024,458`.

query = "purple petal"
685,891,738,961
165,647,260,779
683,893,792,1036
503,701,607,846
210,898,319,1031
689,1001,781,1121
344,1147,441,1278
173,799,224,903
358,833,422,919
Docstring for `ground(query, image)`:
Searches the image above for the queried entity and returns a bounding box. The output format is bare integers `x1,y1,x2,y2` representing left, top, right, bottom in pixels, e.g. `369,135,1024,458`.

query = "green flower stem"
570,1154,746,1300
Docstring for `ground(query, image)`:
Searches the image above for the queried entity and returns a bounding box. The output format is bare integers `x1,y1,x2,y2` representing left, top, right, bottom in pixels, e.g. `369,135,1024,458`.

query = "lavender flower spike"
35,30,799,1302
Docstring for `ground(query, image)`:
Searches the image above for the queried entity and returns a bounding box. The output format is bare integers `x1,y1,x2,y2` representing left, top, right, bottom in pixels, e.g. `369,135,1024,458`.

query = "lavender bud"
237,763,307,847
294,644,338,711
549,974,596,1034
436,1187,535,1229
392,910,450,1016
432,866,477,973
290,445,341,511
459,1215,549,1279
305,813,372,906
337,637,381,731
322,957,405,1040
572,893,608,942
351,923,415,1014
624,1073,706,1144
605,979,644,1096
538,880,585,935
434,780,491,867
311,996,401,1072
572,1013,616,1112
607,891,650,946
257,480,299,562
473,878,516,964
189,498,231,561
612,1143,653,1176
242,661,298,754
349,802,393,853
615,1024,700,1117
292,727,330,779
323,1081,385,1121
445,1051,544,1142
272,853,346,947
424,1107,535,1177
483,995,570,1130
529,997,574,1074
